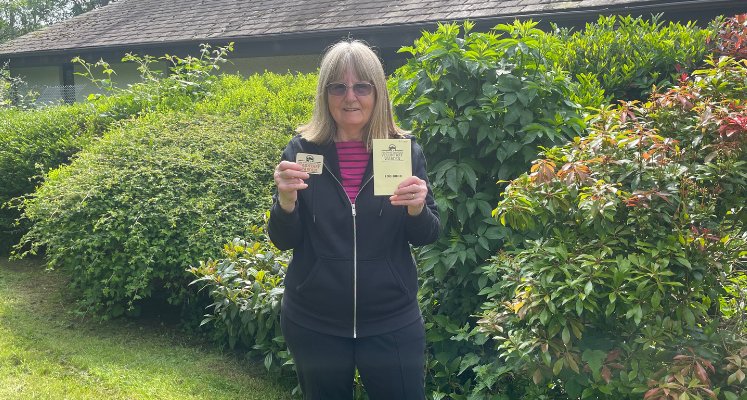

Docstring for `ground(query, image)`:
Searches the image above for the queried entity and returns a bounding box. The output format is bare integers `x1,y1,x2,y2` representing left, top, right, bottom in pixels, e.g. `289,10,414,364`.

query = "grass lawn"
0,256,297,399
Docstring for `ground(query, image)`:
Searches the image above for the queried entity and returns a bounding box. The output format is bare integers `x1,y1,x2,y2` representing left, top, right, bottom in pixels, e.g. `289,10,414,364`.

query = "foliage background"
484,56,747,400
382,16,723,399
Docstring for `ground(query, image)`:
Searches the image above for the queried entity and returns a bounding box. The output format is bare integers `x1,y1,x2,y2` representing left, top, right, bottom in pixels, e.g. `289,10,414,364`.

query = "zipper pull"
351,203,356,216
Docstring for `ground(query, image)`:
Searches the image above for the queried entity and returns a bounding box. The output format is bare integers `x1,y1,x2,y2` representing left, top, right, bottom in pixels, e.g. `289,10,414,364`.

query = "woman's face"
327,66,376,140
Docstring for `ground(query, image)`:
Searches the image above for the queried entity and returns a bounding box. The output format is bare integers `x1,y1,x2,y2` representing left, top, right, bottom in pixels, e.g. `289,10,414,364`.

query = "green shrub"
389,20,587,399
1,45,232,255
188,224,291,372
14,112,288,317
386,14,730,400
481,56,747,399
0,103,106,254
547,14,716,102
2,44,315,256
73,43,234,117
195,72,317,134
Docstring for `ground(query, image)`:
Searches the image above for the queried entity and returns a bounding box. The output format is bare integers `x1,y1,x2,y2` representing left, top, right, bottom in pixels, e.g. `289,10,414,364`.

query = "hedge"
0,103,106,254
14,112,290,318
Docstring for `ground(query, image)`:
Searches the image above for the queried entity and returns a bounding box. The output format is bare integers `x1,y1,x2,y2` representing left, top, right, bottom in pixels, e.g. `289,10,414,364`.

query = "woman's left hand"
390,176,427,216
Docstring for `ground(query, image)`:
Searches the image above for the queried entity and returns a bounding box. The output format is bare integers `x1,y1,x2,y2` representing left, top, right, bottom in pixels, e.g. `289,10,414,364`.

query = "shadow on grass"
0,256,298,400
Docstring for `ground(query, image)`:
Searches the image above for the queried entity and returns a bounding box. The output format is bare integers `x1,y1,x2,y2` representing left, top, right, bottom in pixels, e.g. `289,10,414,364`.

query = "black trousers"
281,314,426,400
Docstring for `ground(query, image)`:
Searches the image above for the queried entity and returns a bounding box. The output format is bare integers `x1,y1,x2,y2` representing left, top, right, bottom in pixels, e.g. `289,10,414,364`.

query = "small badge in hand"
296,153,324,175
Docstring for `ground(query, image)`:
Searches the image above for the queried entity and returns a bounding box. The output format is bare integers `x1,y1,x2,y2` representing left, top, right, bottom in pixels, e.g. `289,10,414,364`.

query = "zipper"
324,163,373,338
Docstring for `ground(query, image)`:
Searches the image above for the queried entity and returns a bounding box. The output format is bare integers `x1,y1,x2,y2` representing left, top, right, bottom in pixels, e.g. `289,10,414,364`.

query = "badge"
296,153,324,175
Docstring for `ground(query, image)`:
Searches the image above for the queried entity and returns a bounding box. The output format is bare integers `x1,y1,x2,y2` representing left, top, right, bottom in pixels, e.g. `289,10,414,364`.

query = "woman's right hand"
274,161,309,213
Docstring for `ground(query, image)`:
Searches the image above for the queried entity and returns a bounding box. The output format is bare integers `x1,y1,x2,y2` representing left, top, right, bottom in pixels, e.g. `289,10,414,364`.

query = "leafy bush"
481,56,747,399
710,14,747,60
385,14,735,400
389,20,587,398
189,226,369,398
13,112,288,317
1,46,233,255
194,72,316,134
73,43,234,116
0,103,108,254
547,14,716,102
2,44,315,256
188,224,291,372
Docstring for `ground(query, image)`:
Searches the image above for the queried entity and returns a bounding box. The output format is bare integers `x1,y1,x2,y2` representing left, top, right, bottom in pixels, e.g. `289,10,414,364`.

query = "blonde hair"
297,40,407,150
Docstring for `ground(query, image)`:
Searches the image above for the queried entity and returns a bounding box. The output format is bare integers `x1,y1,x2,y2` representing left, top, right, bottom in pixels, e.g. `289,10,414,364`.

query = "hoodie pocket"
357,257,411,320
295,257,353,321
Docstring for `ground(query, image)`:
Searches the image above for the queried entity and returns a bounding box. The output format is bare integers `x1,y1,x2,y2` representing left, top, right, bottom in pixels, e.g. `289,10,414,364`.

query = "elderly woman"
268,40,440,400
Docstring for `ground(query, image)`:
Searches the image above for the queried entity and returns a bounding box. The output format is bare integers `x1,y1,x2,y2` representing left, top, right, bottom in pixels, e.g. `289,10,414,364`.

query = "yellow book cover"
373,139,412,196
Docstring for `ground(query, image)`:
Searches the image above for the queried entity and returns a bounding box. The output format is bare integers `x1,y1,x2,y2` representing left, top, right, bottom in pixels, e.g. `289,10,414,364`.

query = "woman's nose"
344,85,357,101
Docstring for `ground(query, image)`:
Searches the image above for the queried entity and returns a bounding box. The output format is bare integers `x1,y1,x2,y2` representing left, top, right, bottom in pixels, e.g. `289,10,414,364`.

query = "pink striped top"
335,141,371,203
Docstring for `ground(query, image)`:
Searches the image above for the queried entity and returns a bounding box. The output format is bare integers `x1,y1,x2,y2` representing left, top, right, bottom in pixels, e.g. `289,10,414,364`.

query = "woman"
268,40,440,400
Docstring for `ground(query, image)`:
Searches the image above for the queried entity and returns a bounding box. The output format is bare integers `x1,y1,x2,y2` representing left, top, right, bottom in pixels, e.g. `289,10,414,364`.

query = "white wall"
72,56,318,101
10,65,61,94
9,55,318,104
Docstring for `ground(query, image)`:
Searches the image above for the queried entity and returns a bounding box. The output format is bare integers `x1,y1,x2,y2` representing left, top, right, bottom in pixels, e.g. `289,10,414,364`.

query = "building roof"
0,0,742,59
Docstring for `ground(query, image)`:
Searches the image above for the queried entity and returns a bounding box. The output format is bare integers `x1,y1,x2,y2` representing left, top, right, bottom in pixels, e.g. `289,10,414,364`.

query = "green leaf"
562,326,570,344
516,91,530,106
652,290,661,308
458,121,470,136
477,125,489,144
541,348,552,367
478,275,488,290
634,305,643,325
565,378,584,399
264,353,273,371
683,308,695,326
676,257,691,269
445,167,460,193
456,91,473,107
459,353,481,375
434,262,447,281
582,349,606,374
539,308,549,325
461,164,477,191
426,328,446,343
482,83,498,98
502,141,523,157
504,106,522,125
553,359,564,375
584,280,593,296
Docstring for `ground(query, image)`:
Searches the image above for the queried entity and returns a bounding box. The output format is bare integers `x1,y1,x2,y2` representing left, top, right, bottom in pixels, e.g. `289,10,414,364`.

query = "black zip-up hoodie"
268,135,441,338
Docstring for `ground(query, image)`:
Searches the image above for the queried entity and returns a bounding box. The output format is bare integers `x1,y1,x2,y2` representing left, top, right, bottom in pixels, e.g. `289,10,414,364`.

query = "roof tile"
0,0,699,56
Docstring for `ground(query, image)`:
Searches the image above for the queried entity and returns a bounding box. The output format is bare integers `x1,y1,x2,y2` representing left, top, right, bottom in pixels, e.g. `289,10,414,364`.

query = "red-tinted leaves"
601,365,612,383
718,115,747,139
530,159,556,185
711,14,747,60
606,350,622,362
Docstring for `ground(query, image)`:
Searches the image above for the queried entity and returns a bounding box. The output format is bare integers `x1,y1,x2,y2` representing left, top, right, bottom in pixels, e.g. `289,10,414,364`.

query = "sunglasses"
326,82,374,97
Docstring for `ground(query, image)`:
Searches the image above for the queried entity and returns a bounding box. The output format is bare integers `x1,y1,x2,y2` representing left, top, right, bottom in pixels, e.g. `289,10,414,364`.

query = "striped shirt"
335,141,371,203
